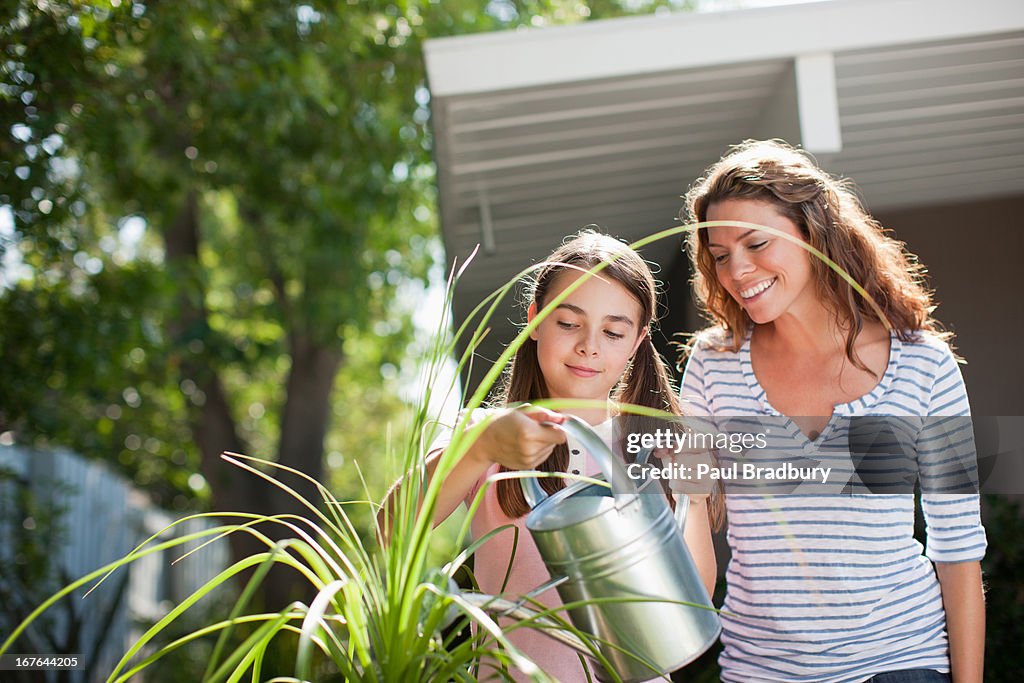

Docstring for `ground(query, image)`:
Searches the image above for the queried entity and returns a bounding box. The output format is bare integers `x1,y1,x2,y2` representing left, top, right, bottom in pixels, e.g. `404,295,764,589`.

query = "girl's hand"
472,405,567,470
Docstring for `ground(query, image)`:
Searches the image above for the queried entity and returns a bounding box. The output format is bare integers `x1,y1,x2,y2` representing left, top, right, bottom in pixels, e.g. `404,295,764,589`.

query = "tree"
2,0,438,604
1,0,696,606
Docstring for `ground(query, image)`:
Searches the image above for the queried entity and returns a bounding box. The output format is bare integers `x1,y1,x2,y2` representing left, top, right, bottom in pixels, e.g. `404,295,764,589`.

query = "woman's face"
528,270,646,402
705,198,818,325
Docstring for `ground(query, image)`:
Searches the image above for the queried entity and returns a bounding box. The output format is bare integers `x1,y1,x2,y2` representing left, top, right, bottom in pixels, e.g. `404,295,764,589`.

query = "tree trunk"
162,192,347,610
262,334,343,608
277,335,343,509
161,191,266,571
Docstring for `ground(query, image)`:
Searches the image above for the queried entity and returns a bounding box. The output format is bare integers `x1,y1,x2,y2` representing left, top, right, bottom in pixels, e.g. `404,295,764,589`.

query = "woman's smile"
739,277,777,300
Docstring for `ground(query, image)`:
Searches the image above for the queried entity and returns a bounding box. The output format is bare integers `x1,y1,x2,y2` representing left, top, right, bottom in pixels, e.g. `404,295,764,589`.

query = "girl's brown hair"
493,229,721,525
681,139,949,369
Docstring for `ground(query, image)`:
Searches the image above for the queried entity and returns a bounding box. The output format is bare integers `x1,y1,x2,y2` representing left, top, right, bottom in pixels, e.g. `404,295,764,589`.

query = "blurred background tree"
2,2,440,603
1,0,697,608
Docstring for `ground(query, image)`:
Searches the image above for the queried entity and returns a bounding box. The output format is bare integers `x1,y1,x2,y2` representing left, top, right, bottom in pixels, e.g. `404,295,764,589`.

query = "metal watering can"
463,415,720,682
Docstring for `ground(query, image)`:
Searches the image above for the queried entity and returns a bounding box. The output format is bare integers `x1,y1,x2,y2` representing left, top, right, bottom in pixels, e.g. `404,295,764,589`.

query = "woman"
678,140,986,682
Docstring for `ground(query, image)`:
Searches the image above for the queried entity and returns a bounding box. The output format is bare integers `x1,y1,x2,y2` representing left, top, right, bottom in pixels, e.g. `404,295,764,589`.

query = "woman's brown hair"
492,229,722,526
681,139,949,369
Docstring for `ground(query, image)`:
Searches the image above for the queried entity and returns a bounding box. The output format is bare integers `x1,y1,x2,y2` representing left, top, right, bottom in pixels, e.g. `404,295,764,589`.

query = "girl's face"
705,198,817,325
528,270,646,402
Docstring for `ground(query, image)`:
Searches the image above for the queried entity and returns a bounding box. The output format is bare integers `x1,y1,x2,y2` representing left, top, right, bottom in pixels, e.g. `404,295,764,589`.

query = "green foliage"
0,466,71,643
0,262,197,505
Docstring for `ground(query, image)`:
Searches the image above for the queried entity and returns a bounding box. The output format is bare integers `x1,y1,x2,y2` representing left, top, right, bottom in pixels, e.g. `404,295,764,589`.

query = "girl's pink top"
448,415,613,682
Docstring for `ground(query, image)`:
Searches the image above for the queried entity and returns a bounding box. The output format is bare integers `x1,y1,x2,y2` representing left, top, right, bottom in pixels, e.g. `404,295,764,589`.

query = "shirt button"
571,449,580,455
572,469,580,475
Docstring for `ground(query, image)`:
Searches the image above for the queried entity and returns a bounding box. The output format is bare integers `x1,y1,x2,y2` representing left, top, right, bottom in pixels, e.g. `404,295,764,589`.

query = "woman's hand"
469,405,568,470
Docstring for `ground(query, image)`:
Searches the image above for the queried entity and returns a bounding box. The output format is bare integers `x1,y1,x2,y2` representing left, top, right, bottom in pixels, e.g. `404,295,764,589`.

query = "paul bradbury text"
627,462,833,485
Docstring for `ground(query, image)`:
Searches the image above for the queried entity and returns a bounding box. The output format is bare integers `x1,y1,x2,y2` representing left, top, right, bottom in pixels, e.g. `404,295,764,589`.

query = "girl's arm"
935,560,985,683
378,434,485,538
379,407,567,534
419,442,491,526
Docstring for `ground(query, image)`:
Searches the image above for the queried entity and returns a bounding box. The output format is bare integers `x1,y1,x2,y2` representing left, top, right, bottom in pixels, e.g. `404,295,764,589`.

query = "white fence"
0,445,228,682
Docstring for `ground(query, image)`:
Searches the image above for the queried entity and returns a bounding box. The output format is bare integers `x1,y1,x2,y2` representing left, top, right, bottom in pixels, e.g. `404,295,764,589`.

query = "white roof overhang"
424,0,1024,379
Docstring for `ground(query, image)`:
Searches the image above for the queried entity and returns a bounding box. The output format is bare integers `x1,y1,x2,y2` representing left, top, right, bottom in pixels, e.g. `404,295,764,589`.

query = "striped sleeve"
915,343,987,563
680,344,712,417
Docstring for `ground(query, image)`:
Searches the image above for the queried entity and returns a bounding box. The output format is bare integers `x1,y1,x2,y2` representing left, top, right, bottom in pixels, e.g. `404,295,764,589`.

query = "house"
424,0,1024,416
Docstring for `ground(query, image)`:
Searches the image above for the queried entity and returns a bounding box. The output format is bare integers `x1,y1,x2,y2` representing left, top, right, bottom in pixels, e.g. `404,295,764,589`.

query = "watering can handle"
521,415,639,509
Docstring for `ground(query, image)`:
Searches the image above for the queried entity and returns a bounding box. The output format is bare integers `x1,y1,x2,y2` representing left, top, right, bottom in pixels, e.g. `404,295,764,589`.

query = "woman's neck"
755,299,847,356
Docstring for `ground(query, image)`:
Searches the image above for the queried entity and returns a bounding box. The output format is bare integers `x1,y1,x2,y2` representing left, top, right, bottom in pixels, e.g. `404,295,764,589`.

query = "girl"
421,230,717,682
678,140,986,683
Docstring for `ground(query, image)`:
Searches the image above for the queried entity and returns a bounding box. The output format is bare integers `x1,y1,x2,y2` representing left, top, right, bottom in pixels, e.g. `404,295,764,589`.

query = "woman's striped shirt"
680,330,987,683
